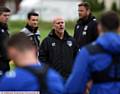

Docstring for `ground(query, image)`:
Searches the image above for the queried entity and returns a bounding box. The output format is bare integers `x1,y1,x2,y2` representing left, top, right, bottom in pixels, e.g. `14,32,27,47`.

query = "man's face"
53,18,65,33
78,6,90,19
8,47,36,67
27,16,39,28
0,12,10,24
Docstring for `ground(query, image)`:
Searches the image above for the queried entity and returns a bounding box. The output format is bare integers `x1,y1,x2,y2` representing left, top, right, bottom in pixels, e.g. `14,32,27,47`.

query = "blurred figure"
0,32,64,94
64,11,120,94
74,2,98,49
39,16,77,80
21,12,40,49
0,6,10,76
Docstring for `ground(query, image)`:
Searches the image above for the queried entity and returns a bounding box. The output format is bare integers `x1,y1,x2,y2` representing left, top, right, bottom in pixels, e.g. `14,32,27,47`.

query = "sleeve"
39,38,49,64
73,23,81,49
0,34,10,72
64,48,91,94
73,24,78,39
73,39,79,59
46,69,64,94
92,21,99,40
0,42,9,61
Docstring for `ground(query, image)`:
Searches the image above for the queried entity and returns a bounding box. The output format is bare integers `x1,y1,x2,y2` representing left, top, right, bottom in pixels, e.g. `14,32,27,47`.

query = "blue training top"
64,32,120,94
0,63,64,94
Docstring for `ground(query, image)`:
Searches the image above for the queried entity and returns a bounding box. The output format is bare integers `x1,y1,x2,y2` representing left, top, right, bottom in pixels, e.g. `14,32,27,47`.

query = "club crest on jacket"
67,40,72,47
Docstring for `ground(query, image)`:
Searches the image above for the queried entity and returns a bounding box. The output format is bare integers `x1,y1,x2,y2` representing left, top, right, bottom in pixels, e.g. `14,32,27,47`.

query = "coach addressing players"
39,16,77,79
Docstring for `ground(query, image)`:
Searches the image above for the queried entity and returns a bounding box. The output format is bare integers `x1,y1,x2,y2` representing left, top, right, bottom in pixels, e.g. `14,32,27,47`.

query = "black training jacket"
39,30,77,79
74,15,98,49
0,22,10,75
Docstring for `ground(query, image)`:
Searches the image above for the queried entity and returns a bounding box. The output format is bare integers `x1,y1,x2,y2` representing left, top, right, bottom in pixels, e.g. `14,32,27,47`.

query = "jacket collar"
25,24,38,33
77,15,96,25
0,22,8,30
49,29,70,40
96,32,120,54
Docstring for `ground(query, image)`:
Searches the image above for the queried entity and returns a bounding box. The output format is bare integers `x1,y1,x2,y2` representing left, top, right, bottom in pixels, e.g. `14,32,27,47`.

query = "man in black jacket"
74,2,98,49
0,6,10,76
39,16,77,79
21,12,40,50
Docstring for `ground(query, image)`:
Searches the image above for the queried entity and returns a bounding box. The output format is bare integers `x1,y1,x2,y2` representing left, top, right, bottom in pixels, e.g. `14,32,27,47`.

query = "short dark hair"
27,12,39,19
0,6,10,15
7,32,35,51
100,11,120,31
78,2,91,10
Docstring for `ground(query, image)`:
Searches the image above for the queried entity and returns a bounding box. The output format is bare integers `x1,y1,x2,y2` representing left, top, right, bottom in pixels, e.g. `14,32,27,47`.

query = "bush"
100,1,105,10
84,0,105,12
111,2,118,12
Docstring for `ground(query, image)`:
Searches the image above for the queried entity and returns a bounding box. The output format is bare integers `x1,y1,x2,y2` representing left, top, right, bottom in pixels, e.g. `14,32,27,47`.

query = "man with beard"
74,2,98,49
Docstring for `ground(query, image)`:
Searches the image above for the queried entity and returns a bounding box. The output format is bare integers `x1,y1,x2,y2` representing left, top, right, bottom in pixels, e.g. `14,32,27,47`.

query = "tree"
111,2,118,12
84,0,104,12
100,0,105,10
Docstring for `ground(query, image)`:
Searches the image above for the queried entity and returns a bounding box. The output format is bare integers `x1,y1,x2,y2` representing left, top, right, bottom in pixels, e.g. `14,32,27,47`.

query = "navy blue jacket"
0,22,10,75
64,32,120,94
74,15,98,49
39,30,77,79
0,63,64,94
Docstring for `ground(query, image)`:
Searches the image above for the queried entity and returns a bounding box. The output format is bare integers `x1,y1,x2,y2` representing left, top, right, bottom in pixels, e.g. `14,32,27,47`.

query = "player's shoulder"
3,70,17,80
21,27,31,35
0,67,40,91
3,67,37,81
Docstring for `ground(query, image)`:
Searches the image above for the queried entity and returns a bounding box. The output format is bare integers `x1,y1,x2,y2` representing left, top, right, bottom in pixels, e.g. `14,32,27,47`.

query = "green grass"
8,20,75,41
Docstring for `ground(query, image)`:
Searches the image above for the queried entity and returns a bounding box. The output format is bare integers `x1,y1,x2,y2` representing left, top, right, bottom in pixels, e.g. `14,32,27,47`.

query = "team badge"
52,42,56,47
67,41,72,47
77,25,80,29
1,29,4,33
82,31,87,35
84,25,88,31
82,25,88,36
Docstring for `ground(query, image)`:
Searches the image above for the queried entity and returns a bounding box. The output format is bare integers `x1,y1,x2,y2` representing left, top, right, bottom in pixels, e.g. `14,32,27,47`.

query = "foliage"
111,2,118,12
84,0,105,12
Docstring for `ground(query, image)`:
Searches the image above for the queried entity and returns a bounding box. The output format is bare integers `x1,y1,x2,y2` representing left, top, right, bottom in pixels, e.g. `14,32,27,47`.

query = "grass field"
8,20,76,41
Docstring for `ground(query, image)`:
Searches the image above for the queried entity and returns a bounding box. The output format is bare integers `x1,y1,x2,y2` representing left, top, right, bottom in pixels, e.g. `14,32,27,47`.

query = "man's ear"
87,9,90,16
52,24,55,30
32,47,37,55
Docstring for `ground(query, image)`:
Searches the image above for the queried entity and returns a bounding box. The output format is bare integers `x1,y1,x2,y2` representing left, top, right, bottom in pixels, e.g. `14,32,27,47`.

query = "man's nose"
35,21,38,23
6,16,9,19
60,24,63,27
34,21,37,24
